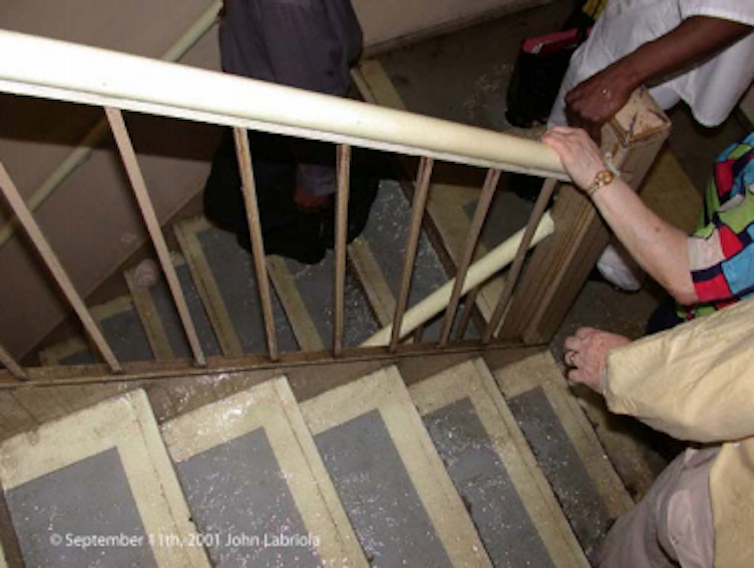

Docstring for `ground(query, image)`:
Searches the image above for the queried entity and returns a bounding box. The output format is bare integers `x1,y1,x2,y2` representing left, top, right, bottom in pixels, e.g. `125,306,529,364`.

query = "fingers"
575,326,597,339
564,335,580,353
567,367,586,385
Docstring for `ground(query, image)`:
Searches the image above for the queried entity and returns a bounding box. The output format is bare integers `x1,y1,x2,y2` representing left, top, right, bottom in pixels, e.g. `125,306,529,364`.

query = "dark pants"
219,0,363,196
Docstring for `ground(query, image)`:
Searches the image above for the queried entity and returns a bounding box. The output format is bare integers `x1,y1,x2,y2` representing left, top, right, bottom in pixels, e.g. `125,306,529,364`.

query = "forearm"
620,16,752,88
565,16,752,140
590,179,697,304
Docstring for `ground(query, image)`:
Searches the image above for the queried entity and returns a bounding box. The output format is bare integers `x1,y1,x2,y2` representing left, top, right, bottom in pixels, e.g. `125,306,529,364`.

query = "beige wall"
0,0,547,359
0,0,223,358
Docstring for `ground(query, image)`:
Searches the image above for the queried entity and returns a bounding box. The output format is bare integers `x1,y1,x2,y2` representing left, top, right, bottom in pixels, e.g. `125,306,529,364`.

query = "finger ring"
566,350,578,367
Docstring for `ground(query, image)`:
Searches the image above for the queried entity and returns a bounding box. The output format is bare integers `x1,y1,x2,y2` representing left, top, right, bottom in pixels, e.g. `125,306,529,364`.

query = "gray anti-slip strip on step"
424,397,555,568
410,358,588,568
197,226,297,354
0,389,210,568
98,305,154,362
6,447,158,568
315,409,454,568
280,252,379,349
507,387,613,563
161,377,367,568
175,428,319,568
302,366,492,568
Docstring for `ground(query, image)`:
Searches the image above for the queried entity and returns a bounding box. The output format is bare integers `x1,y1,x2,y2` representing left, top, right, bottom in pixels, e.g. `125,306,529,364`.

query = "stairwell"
0,4,715,564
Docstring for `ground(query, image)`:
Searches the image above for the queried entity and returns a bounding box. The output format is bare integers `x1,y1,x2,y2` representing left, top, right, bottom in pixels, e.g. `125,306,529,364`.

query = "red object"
522,28,587,56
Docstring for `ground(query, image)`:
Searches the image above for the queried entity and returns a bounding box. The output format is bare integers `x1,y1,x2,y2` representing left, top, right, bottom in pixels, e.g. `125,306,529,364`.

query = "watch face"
597,170,614,185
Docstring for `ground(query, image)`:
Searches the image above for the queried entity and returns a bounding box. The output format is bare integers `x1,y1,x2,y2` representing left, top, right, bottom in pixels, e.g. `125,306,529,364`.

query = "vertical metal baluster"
0,161,122,373
389,157,435,351
0,342,28,381
333,145,352,357
232,127,280,361
106,108,207,367
483,177,558,342
438,168,501,347
455,286,480,341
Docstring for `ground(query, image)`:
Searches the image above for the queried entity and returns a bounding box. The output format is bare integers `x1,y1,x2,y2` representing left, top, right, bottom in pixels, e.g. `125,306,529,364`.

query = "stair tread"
161,377,367,567
301,366,492,568
410,358,589,568
126,257,222,361
0,390,209,568
39,295,153,366
494,351,633,564
269,252,379,351
175,217,296,357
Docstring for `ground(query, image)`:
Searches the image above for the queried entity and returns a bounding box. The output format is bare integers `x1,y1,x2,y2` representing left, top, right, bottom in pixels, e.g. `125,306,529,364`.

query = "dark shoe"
237,208,326,266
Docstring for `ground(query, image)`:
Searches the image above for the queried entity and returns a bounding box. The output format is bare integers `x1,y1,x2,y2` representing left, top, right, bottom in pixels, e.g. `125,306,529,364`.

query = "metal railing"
0,29,576,383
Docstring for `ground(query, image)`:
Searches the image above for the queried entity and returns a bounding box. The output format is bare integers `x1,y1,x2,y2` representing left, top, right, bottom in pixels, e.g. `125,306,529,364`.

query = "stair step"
301,366,492,568
125,254,222,361
91,296,154,362
161,376,367,567
175,216,297,357
0,390,209,567
38,295,152,366
38,337,96,367
410,359,589,568
493,352,633,564
267,252,379,352
349,179,479,341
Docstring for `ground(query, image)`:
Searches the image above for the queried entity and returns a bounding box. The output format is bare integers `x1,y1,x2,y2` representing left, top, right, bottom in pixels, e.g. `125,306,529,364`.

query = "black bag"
505,0,605,128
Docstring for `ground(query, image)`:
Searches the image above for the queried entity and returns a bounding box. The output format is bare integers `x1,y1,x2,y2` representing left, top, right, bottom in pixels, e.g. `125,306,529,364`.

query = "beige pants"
600,447,717,568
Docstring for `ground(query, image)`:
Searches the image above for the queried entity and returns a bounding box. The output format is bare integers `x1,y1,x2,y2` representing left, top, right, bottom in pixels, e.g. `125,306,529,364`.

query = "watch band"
586,169,615,198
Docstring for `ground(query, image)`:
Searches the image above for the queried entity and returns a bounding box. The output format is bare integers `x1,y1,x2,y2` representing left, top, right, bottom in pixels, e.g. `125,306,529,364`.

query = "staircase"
0,354,632,567
0,23,678,567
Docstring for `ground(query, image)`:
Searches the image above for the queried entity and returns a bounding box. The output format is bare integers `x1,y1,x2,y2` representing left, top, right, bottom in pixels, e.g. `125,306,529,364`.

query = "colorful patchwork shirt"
683,132,754,320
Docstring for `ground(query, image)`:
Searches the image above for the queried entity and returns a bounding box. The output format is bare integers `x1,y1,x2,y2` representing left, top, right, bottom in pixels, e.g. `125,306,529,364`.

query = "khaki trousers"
600,447,717,568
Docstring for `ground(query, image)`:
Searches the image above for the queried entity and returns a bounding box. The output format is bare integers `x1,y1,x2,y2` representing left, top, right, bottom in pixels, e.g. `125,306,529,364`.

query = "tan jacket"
605,299,754,568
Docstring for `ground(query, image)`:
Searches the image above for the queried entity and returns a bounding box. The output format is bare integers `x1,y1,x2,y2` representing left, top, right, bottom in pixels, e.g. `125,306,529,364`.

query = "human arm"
604,298,754,442
541,126,698,305
566,16,753,141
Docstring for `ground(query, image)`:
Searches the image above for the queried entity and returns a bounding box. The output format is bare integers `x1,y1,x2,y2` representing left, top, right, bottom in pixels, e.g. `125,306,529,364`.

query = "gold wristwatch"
586,169,615,198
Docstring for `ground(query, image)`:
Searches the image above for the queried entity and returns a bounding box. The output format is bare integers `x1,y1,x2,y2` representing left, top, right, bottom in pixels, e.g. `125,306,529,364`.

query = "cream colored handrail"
0,30,568,185
0,2,223,250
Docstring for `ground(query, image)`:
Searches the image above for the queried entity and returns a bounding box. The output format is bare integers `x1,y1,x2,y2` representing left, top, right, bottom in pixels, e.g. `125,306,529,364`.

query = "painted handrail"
0,29,568,181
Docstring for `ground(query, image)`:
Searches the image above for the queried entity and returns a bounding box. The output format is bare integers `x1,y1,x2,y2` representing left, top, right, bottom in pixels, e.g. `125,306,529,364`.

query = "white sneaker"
596,243,645,292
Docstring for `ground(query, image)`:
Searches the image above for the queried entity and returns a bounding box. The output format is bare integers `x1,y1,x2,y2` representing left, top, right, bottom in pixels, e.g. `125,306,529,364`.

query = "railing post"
333,144,352,357
501,88,671,344
0,342,28,381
